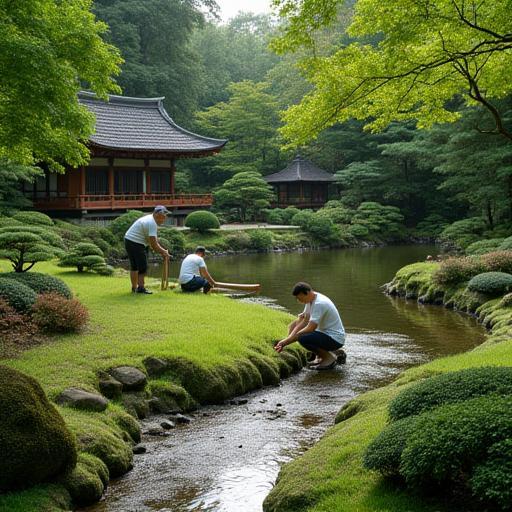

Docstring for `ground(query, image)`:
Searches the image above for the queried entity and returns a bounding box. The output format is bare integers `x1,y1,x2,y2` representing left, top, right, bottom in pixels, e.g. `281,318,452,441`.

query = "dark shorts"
181,275,210,292
124,238,148,273
298,331,344,353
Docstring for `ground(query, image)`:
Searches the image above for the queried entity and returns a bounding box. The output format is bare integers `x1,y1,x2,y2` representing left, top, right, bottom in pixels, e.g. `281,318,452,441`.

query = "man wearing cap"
178,246,216,294
124,206,171,294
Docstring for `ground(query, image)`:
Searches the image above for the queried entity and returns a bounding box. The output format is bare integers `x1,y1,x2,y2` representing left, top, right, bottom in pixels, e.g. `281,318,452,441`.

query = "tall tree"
272,0,512,146
93,0,217,124
0,0,122,171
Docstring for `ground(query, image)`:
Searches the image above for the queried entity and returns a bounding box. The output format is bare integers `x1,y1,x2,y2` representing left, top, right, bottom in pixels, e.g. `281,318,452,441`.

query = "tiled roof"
79,91,227,154
264,155,335,183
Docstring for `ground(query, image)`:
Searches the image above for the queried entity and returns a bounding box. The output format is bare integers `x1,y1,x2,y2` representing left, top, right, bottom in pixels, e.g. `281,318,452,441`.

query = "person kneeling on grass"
178,246,216,294
274,282,345,370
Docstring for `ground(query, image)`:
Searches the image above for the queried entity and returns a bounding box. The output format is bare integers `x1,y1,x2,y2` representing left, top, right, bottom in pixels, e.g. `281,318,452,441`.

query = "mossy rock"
149,380,195,412
121,391,150,419
247,354,280,386
0,365,77,491
112,410,141,444
62,453,108,507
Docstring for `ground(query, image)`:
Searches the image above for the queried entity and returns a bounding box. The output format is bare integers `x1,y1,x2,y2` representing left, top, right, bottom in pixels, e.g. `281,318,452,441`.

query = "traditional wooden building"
264,155,335,209
25,91,227,219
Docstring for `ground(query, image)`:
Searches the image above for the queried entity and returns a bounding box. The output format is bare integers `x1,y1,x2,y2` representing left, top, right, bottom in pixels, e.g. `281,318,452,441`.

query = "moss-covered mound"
0,366,77,491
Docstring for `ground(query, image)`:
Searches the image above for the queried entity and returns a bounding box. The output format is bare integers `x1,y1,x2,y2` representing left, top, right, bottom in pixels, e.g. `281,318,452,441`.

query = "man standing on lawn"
178,246,216,294
124,206,170,294
274,282,345,370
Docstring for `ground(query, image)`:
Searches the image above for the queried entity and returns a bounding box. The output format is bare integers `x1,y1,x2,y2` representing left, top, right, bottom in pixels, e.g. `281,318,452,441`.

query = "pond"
85,246,486,512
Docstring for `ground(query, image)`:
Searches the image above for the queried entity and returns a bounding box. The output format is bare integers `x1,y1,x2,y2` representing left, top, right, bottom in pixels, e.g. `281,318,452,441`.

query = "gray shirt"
303,292,345,344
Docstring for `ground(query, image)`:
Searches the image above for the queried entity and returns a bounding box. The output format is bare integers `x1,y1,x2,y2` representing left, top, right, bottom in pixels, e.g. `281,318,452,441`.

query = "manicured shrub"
0,365,77,491
282,207,300,224
13,211,54,226
0,299,37,349
480,250,512,274
0,216,22,228
266,209,286,225
224,231,251,250
32,293,89,333
59,242,109,274
498,235,512,251
388,367,512,421
466,238,504,256
470,439,512,511
0,277,37,312
399,395,512,490
363,415,418,477
1,272,72,299
307,215,339,244
352,202,405,239
467,272,512,295
414,214,448,237
315,206,352,225
109,210,144,240
291,210,314,229
158,227,186,254
440,217,487,249
185,210,220,232
248,229,273,251
499,292,512,307
433,256,483,285
348,224,369,238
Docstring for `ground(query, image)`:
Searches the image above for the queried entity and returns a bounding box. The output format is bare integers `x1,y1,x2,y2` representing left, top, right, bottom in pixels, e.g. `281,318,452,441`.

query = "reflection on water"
86,246,486,512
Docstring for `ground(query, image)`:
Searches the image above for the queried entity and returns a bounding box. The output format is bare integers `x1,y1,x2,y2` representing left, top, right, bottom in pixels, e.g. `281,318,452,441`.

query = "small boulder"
55,388,109,412
143,357,169,377
98,374,123,399
109,366,147,391
160,420,176,430
132,444,147,455
169,413,192,424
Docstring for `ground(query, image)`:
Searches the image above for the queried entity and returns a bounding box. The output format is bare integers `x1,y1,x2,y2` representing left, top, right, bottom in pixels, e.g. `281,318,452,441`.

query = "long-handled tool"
213,281,261,293
161,257,169,290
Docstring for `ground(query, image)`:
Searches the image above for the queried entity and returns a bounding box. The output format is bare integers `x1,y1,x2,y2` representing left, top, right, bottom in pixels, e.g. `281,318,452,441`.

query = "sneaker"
136,287,153,294
307,357,322,367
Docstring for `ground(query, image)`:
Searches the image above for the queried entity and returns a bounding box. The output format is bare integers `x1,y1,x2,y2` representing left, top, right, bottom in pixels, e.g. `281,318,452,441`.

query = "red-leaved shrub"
0,299,37,356
479,251,512,274
433,257,484,285
31,293,89,333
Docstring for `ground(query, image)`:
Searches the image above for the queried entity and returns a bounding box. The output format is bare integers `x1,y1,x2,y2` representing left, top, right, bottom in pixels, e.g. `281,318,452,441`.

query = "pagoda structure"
25,91,227,219
264,155,335,209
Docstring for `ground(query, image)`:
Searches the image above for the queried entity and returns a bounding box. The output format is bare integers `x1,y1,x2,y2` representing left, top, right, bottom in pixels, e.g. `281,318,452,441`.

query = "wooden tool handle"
214,282,261,292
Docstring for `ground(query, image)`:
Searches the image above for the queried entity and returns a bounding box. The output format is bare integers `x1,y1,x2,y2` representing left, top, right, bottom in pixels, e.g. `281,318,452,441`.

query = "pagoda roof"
264,155,335,183
79,91,227,158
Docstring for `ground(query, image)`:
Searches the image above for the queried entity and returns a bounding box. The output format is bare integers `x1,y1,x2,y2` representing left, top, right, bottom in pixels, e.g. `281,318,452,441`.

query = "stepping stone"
55,388,109,412
110,366,147,391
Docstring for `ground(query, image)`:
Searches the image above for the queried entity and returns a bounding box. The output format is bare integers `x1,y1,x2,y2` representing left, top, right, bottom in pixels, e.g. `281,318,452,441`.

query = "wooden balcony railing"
33,193,213,211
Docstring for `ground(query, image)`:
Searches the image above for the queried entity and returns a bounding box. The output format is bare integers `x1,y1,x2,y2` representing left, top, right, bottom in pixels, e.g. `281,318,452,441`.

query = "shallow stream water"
85,246,486,512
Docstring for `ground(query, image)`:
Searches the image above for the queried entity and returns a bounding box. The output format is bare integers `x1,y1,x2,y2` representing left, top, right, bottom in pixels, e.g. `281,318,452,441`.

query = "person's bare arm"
274,320,317,352
148,236,169,258
200,266,216,286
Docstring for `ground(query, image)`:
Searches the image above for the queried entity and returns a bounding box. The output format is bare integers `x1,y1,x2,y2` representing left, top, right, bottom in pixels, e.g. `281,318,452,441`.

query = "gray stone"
169,413,192,424
55,388,109,412
160,420,176,430
98,375,123,399
132,444,147,454
122,392,150,419
110,366,147,391
143,357,169,376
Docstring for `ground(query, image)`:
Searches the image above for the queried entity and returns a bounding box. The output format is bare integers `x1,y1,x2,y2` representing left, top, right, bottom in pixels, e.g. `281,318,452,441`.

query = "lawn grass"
0,260,302,511
263,262,512,512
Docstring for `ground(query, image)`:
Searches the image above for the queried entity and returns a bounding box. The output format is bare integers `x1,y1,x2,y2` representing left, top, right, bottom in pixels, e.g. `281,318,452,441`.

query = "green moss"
0,366,77,492
248,353,281,386
149,379,195,412
0,484,71,512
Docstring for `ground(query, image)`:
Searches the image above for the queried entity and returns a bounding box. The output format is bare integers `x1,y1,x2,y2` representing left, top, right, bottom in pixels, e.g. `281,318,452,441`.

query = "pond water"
85,246,486,512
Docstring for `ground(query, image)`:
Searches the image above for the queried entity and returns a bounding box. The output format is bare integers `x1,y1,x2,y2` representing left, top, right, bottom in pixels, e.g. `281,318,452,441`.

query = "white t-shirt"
124,214,158,246
179,254,206,284
303,292,345,344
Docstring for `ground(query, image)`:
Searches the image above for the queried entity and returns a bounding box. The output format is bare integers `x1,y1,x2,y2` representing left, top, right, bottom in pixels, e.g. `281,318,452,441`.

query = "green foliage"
307,215,340,245
0,272,72,299
467,272,512,296
480,251,512,275
0,277,37,312
282,207,300,224
348,223,370,238
32,293,89,333
0,365,76,491
0,162,42,214
158,228,186,254
466,239,505,256
184,211,220,233
214,171,275,222
0,298,37,355
59,242,109,274
388,367,512,421
400,396,512,489
13,211,53,226
414,214,449,238
499,236,512,251
266,209,286,225
1,0,121,171
315,206,352,225
291,209,314,229
248,230,273,251
223,231,251,251
109,211,144,241
274,0,512,146
440,217,488,249
470,439,512,511
351,202,405,240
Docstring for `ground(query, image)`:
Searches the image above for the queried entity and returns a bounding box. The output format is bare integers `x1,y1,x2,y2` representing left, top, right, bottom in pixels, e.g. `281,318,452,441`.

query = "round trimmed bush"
184,211,220,232
348,224,369,238
1,272,72,299
158,227,186,254
480,251,512,274
498,236,512,251
266,209,286,225
0,277,37,312
32,293,89,333
291,210,313,229
388,367,512,421
467,271,512,295
109,210,144,240
433,257,484,285
0,365,77,491
363,415,418,477
224,231,251,250
399,395,512,489
248,229,273,251
470,439,512,511
13,211,54,226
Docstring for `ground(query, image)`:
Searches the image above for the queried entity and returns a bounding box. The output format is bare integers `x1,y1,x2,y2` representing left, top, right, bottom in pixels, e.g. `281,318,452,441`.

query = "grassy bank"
0,261,304,511
263,262,512,512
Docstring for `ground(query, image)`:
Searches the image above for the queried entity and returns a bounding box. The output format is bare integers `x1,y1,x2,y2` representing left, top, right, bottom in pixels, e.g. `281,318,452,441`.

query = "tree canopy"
272,0,512,145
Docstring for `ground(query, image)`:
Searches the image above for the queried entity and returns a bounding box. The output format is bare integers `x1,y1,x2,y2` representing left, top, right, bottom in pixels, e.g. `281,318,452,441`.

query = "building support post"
108,158,114,208
144,159,150,205
79,166,86,209
170,158,176,195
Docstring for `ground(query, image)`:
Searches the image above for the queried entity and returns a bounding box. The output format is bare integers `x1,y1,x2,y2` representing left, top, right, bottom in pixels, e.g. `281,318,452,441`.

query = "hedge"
0,272,72,299
467,271,512,295
0,277,38,312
